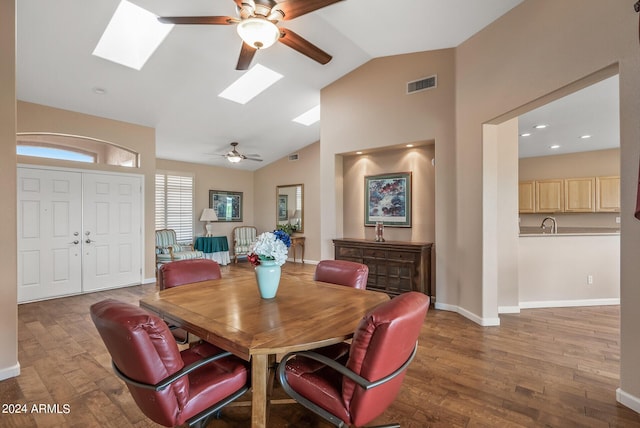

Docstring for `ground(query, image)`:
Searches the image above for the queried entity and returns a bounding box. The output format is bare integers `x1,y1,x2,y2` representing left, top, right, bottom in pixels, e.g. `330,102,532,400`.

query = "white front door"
17,168,83,302
82,173,142,292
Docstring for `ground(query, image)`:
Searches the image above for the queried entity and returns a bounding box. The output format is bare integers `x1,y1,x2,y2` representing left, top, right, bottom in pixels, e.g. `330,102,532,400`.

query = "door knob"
69,240,79,245
85,238,93,244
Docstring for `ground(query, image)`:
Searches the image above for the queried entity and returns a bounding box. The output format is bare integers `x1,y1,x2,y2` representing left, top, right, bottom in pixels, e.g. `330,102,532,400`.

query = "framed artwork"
364,172,412,227
277,195,288,221
209,190,243,222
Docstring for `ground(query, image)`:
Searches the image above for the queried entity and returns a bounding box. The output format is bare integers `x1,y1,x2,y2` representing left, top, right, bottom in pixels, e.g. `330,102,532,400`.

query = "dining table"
139,271,390,428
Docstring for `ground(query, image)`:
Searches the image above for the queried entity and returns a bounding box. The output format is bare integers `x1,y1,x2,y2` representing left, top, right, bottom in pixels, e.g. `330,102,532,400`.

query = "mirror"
276,184,304,234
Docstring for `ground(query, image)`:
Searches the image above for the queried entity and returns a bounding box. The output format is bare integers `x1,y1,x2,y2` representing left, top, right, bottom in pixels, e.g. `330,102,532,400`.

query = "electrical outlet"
587,275,593,285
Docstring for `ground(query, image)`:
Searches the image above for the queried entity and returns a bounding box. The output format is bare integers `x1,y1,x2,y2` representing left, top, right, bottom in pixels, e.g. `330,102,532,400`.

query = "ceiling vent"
407,75,437,94
288,153,299,161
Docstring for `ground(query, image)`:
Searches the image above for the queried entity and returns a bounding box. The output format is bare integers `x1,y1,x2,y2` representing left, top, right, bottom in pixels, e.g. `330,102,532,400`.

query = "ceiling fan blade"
245,157,263,162
232,0,255,9
236,42,257,70
275,0,344,20
157,16,236,25
278,28,332,65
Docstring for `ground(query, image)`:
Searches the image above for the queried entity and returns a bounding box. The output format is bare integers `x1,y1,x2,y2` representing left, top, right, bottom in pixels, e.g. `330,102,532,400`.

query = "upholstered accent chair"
277,292,430,428
90,299,249,428
314,260,369,290
155,229,204,268
232,226,257,263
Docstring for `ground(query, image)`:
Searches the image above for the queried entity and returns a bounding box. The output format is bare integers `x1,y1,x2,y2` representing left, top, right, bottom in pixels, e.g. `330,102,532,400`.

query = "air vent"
288,153,299,161
407,75,437,94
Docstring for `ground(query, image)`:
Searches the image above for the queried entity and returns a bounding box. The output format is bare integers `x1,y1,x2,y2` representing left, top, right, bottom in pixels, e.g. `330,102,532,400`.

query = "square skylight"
92,0,173,71
293,105,320,126
218,64,283,104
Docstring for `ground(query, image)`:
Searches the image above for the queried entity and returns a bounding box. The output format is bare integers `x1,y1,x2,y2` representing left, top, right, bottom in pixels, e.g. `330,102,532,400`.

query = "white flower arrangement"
249,231,290,266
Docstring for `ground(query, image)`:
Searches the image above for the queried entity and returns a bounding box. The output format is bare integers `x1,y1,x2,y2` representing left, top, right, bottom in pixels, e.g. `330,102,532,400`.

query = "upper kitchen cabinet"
564,177,595,213
596,176,620,212
535,179,564,213
518,181,535,213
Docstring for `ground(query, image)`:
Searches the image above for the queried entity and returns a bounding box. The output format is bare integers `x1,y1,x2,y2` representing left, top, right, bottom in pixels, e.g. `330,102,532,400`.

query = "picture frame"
364,172,412,227
209,190,243,222
277,194,288,221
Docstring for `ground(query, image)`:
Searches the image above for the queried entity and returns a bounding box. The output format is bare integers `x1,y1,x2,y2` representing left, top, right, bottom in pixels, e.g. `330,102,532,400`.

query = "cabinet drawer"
336,247,362,259
363,249,387,258
385,251,417,261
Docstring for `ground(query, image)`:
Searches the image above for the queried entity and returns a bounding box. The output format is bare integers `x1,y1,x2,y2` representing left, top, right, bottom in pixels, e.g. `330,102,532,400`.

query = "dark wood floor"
1,262,638,427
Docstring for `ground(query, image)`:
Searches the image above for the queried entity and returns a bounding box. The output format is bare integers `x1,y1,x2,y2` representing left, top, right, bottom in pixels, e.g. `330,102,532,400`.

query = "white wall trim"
142,277,156,285
617,388,640,413
520,298,620,309
499,306,521,314
0,363,20,381
435,302,501,326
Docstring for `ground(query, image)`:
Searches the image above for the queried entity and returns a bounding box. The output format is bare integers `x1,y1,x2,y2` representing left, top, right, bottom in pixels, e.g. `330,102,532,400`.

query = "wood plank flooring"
0,262,638,427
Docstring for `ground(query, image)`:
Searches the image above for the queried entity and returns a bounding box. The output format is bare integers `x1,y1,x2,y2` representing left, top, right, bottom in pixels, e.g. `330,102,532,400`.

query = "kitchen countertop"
519,227,620,236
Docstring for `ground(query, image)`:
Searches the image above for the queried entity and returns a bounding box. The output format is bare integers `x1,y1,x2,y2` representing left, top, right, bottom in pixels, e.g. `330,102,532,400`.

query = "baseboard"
142,276,156,285
617,388,640,413
0,362,20,381
519,298,620,309
498,305,521,314
434,302,500,326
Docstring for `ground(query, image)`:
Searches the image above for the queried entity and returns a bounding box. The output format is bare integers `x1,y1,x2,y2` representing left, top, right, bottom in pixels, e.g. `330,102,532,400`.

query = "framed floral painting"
364,172,412,227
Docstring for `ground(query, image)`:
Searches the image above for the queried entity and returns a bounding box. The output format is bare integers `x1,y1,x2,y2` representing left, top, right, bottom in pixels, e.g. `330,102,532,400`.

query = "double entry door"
17,167,143,303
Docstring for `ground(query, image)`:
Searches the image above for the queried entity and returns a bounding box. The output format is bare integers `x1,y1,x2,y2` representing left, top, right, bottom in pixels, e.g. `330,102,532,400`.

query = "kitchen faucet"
540,216,557,234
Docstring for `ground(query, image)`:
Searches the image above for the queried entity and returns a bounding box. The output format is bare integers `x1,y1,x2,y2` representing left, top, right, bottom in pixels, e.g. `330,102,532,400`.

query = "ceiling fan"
158,0,344,70
221,142,263,163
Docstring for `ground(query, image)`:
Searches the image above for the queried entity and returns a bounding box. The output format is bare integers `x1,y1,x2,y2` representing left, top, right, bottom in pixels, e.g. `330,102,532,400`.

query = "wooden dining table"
139,272,389,428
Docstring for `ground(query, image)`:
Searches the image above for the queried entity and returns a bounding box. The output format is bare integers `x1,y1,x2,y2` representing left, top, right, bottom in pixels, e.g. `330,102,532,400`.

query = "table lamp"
200,208,218,237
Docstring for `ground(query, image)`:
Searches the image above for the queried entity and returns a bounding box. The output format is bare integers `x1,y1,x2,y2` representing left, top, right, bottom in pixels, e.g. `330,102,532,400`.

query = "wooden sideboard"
332,238,433,298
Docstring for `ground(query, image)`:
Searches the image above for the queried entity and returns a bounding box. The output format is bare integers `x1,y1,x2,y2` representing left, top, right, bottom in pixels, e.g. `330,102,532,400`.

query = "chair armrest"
277,342,418,391
112,350,235,391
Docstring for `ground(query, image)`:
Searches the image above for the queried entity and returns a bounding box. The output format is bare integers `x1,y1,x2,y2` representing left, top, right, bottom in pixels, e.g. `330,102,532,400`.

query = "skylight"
92,0,173,71
218,64,283,104
292,105,320,126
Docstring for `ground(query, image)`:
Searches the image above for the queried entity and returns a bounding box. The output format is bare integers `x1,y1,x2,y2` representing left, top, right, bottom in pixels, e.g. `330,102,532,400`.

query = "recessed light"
93,87,107,95
580,135,592,139
406,144,414,148
356,151,363,155
520,133,531,137
534,124,548,129
550,144,560,149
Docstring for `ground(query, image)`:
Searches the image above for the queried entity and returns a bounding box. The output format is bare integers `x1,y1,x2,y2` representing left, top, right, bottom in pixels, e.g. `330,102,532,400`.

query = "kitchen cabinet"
564,177,595,212
596,176,620,212
518,181,535,213
535,179,563,213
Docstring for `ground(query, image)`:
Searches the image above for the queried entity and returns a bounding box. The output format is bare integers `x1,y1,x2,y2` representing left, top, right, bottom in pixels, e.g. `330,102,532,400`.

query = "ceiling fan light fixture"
236,18,280,49
227,154,243,163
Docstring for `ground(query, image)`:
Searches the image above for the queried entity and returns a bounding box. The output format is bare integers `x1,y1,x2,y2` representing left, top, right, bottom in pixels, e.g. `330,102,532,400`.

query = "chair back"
158,259,222,290
314,260,369,290
155,229,177,247
90,299,188,426
232,226,257,261
343,292,429,426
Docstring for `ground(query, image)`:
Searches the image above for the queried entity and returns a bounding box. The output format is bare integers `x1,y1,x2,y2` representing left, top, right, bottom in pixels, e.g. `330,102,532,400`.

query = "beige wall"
16,101,157,280
342,144,435,243
456,0,640,406
0,0,18,380
156,158,255,250
254,142,321,262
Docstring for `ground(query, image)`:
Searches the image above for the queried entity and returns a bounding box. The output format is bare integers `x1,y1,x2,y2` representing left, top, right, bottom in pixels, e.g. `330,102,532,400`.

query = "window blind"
155,172,194,242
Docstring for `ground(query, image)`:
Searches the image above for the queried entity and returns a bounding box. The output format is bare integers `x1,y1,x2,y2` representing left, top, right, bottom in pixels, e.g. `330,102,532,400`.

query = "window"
155,172,194,242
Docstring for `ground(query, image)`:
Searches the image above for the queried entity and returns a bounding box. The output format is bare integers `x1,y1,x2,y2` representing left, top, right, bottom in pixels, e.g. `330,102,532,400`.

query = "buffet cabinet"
333,239,433,297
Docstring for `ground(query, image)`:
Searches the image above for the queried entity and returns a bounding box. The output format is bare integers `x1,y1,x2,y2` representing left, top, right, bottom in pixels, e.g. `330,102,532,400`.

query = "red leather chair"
158,258,222,290
314,260,369,290
90,299,249,428
277,292,429,428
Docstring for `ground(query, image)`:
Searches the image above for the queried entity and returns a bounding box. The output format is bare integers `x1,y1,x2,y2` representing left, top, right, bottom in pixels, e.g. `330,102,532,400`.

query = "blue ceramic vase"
255,260,281,299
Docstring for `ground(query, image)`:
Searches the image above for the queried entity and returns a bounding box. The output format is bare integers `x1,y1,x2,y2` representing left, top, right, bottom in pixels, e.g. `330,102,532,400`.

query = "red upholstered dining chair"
158,258,222,290
314,260,369,290
277,292,429,428
158,259,222,344
90,299,249,428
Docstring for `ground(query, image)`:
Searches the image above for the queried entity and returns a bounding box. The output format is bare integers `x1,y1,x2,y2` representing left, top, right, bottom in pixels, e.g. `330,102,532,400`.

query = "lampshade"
200,208,218,222
236,18,280,49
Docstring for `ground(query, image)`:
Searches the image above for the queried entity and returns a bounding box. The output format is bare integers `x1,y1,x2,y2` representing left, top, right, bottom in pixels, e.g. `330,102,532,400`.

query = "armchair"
314,260,369,290
232,226,257,263
277,292,429,427
90,299,249,428
155,229,204,268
